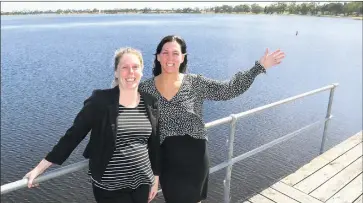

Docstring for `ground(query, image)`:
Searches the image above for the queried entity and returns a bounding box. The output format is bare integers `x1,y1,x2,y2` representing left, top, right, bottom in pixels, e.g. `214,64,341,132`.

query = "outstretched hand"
259,48,285,69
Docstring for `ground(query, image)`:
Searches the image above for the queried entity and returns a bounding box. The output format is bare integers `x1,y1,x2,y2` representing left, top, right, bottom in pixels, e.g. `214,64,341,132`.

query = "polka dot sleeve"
195,62,266,101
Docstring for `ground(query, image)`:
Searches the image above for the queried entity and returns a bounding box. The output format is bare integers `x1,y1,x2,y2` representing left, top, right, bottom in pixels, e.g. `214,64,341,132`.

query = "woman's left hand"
148,176,159,202
259,48,285,69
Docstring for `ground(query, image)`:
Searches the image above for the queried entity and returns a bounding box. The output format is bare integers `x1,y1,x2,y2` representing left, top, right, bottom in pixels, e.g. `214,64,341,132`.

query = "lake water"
1,14,362,203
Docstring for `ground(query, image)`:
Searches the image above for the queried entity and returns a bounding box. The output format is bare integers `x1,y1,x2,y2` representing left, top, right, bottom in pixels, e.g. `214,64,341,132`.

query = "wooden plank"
237,198,253,203
326,173,363,203
310,157,362,201
353,195,362,203
281,131,362,186
260,187,300,203
249,193,276,203
271,181,323,203
294,143,362,193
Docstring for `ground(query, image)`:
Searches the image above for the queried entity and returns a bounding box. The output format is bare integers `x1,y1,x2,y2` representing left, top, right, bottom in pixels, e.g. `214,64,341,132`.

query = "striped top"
89,97,155,190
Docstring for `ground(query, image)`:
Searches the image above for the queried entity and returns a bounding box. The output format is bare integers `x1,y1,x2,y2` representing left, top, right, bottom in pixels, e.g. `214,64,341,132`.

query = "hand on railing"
23,159,52,188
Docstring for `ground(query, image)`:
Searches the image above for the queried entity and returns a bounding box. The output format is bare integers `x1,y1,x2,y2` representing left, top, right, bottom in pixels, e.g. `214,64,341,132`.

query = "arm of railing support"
320,83,338,154
223,114,238,203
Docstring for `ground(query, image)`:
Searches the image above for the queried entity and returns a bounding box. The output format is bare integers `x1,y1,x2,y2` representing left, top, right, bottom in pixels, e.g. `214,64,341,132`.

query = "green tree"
182,8,192,13
233,5,244,13
242,4,251,13
300,3,309,15
222,5,233,13
251,3,263,14
344,2,363,16
276,2,287,14
265,4,277,14
214,6,222,13
142,7,151,13
327,3,344,15
194,7,201,13
307,2,318,15
287,2,298,14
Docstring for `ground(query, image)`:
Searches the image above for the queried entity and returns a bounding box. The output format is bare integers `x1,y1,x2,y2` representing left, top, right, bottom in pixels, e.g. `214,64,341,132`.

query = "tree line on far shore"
2,2,362,17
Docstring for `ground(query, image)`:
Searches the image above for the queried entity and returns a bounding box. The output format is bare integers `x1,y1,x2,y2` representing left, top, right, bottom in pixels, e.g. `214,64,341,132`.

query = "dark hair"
152,35,188,76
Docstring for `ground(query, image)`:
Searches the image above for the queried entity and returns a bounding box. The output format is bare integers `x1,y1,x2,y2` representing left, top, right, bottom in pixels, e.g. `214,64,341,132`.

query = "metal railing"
1,83,339,203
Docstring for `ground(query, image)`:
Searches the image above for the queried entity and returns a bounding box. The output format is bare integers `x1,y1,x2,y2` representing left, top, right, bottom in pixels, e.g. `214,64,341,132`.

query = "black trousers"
92,184,150,203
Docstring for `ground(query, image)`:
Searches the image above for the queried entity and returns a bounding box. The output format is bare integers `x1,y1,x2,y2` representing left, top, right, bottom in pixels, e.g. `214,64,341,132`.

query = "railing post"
223,114,237,203
320,84,338,154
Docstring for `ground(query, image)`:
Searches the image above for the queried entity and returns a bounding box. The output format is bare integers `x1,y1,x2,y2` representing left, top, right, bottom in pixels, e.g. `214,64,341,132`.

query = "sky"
0,0,337,12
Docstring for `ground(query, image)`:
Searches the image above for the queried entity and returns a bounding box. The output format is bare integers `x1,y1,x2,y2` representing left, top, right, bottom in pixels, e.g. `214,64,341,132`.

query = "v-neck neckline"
153,74,187,102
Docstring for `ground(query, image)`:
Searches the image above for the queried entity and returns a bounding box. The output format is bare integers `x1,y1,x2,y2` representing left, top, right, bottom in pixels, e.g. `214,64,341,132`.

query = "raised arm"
196,62,264,101
197,49,285,101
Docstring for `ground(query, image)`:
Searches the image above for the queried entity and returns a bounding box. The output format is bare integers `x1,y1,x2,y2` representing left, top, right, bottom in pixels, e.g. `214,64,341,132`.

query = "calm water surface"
1,14,362,203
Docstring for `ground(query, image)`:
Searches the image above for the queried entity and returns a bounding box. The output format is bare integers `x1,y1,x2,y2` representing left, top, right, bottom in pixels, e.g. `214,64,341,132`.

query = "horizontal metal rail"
1,160,89,195
209,118,328,174
1,83,339,195
205,83,338,128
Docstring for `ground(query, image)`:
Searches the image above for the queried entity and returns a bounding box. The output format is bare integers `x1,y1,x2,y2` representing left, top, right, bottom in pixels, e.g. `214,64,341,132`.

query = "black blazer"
45,86,160,182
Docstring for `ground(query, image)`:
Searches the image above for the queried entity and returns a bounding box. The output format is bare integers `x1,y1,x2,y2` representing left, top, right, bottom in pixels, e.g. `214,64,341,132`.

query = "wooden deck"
243,131,362,203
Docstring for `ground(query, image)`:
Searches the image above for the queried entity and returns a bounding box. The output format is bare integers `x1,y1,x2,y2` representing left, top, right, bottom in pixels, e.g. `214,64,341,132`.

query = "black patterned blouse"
139,62,266,144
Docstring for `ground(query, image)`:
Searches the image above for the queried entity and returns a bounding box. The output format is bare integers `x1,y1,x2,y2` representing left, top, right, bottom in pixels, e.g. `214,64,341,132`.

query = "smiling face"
115,53,143,90
157,41,185,75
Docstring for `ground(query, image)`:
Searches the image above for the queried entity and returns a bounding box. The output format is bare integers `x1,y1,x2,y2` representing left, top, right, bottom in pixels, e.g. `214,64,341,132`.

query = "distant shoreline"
2,12,362,20
3,2,362,20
